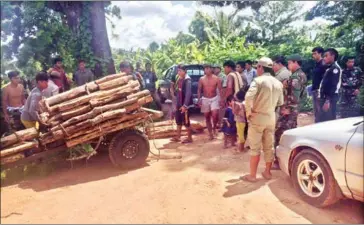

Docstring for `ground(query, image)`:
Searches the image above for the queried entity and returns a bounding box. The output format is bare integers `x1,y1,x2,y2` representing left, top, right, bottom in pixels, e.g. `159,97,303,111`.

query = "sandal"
239,174,257,183
170,137,181,142
181,138,193,144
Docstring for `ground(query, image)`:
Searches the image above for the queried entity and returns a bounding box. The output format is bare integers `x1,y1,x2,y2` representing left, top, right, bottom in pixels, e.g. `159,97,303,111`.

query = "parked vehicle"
157,64,204,108
276,117,363,207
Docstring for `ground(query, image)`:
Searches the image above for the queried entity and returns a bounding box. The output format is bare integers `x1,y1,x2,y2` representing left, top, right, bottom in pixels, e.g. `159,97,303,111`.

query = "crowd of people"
169,47,363,182
1,47,363,176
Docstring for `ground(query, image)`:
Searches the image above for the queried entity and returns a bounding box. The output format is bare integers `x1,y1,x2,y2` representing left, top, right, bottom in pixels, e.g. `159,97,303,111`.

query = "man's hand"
220,99,225,107
180,106,187,113
136,72,143,80
280,107,290,115
322,101,330,112
354,89,360,96
283,80,288,89
198,99,202,107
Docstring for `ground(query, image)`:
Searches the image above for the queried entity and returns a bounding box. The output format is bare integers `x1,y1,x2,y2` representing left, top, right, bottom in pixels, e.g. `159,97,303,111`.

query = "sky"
107,1,326,50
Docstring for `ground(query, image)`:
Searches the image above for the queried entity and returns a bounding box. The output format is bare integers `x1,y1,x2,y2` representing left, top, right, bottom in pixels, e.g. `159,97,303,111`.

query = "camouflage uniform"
340,67,363,118
275,67,307,147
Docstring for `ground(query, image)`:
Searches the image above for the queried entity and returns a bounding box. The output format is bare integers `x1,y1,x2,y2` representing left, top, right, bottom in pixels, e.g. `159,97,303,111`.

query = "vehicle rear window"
186,68,204,76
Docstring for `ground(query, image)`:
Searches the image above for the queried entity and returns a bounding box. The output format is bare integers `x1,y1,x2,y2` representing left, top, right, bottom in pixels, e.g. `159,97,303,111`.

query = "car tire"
291,149,342,207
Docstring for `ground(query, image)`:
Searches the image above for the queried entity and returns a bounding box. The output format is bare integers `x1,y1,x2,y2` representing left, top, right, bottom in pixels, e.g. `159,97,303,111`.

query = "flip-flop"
239,175,257,183
261,172,272,180
170,137,181,142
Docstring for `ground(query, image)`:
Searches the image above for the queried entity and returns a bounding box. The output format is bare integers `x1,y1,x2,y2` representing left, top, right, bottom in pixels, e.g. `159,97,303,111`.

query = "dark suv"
157,64,204,108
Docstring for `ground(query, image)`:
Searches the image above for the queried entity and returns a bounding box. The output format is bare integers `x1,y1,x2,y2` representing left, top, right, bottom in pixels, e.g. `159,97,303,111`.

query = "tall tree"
200,1,263,11
1,1,120,77
238,1,302,44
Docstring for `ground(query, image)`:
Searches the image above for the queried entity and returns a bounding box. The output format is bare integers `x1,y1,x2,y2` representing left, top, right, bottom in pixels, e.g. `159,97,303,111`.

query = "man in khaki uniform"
241,57,284,182
272,55,291,82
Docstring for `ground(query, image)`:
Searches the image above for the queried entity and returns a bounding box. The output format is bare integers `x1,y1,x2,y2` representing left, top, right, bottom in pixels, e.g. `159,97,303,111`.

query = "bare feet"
240,174,257,183
261,171,272,180
181,138,193,144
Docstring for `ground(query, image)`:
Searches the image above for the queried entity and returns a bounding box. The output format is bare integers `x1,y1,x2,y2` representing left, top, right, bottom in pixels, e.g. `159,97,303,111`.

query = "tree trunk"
0,141,38,157
1,128,39,149
90,1,116,76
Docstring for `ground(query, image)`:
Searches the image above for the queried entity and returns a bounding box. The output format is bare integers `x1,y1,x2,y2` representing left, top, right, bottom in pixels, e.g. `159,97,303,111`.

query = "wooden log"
45,73,128,106
89,86,140,107
127,90,150,100
50,97,140,133
49,80,139,113
141,107,164,120
1,153,25,165
65,113,149,147
0,128,39,149
0,141,39,157
67,111,149,139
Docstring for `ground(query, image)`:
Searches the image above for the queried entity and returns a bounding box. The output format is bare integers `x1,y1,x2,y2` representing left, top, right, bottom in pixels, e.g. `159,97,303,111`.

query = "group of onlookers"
169,46,362,182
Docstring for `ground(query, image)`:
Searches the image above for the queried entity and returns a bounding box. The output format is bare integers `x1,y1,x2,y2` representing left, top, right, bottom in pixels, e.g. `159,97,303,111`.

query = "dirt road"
1,114,363,224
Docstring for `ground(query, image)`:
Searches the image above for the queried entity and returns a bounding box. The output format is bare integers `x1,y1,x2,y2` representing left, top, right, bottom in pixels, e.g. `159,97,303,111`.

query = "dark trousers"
318,94,338,122
312,90,320,123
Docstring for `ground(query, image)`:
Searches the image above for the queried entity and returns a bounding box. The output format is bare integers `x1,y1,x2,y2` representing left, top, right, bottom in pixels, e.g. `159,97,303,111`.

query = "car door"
345,122,364,201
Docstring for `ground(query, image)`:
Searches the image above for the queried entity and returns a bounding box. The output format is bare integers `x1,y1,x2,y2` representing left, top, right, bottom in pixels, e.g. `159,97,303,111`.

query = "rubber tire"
108,129,150,169
291,149,342,207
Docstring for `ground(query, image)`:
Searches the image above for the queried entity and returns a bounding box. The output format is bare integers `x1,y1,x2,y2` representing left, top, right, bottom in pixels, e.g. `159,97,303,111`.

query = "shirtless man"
2,71,26,124
198,64,223,140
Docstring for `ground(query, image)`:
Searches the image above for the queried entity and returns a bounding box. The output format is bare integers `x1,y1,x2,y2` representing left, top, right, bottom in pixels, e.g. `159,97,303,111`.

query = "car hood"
284,117,363,136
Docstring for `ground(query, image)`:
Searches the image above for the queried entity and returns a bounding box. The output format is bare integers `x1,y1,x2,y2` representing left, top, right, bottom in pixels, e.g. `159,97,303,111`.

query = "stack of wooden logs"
1,128,39,165
1,73,163,165
146,120,205,139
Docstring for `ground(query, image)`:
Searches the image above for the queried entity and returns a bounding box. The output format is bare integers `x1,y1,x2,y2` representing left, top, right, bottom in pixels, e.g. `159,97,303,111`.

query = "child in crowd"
232,90,247,152
221,95,237,148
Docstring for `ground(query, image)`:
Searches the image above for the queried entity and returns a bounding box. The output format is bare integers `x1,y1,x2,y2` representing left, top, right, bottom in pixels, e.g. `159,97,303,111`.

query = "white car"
276,117,363,207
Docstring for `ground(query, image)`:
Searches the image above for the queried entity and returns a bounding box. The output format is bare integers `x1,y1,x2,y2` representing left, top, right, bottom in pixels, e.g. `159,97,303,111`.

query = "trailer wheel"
108,129,150,169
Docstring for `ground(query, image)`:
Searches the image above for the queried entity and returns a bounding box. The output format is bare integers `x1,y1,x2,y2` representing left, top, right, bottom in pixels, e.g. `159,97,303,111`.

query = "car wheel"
291,149,342,207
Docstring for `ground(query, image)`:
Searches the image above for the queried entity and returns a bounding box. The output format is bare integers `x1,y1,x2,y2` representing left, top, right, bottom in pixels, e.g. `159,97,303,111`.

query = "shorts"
201,95,220,113
175,109,190,127
236,122,246,143
21,119,39,130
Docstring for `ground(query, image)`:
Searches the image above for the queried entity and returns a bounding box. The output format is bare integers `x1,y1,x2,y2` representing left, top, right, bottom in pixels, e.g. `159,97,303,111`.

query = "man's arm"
245,80,258,119
20,85,26,105
2,87,9,121
197,77,203,104
327,68,341,101
217,76,223,95
225,75,234,99
277,84,284,107
28,92,41,121
183,79,192,108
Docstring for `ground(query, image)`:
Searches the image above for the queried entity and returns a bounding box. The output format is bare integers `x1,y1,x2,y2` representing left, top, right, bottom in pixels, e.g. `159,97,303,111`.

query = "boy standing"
21,72,49,129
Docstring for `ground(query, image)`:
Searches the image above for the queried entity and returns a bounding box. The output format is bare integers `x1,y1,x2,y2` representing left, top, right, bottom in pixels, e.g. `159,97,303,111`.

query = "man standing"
311,47,326,123
48,57,71,93
272,56,291,82
242,57,283,182
224,60,245,101
171,65,193,144
142,62,161,110
319,48,342,122
2,71,26,124
340,56,363,118
214,65,227,129
43,71,60,98
198,64,223,140
244,60,257,86
73,59,95,86
275,54,307,144
236,61,248,86
21,72,49,129
119,61,144,89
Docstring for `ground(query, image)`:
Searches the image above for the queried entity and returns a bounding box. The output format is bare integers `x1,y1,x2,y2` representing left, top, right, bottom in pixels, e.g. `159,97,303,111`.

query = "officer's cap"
257,57,273,68
287,54,303,62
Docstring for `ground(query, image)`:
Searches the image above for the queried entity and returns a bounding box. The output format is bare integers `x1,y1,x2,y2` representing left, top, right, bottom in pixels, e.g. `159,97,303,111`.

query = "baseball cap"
287,54,303,62
257,57,273,68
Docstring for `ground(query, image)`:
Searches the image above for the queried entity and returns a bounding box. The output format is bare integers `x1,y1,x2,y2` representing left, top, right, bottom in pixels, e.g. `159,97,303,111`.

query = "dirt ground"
1,113,363,224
